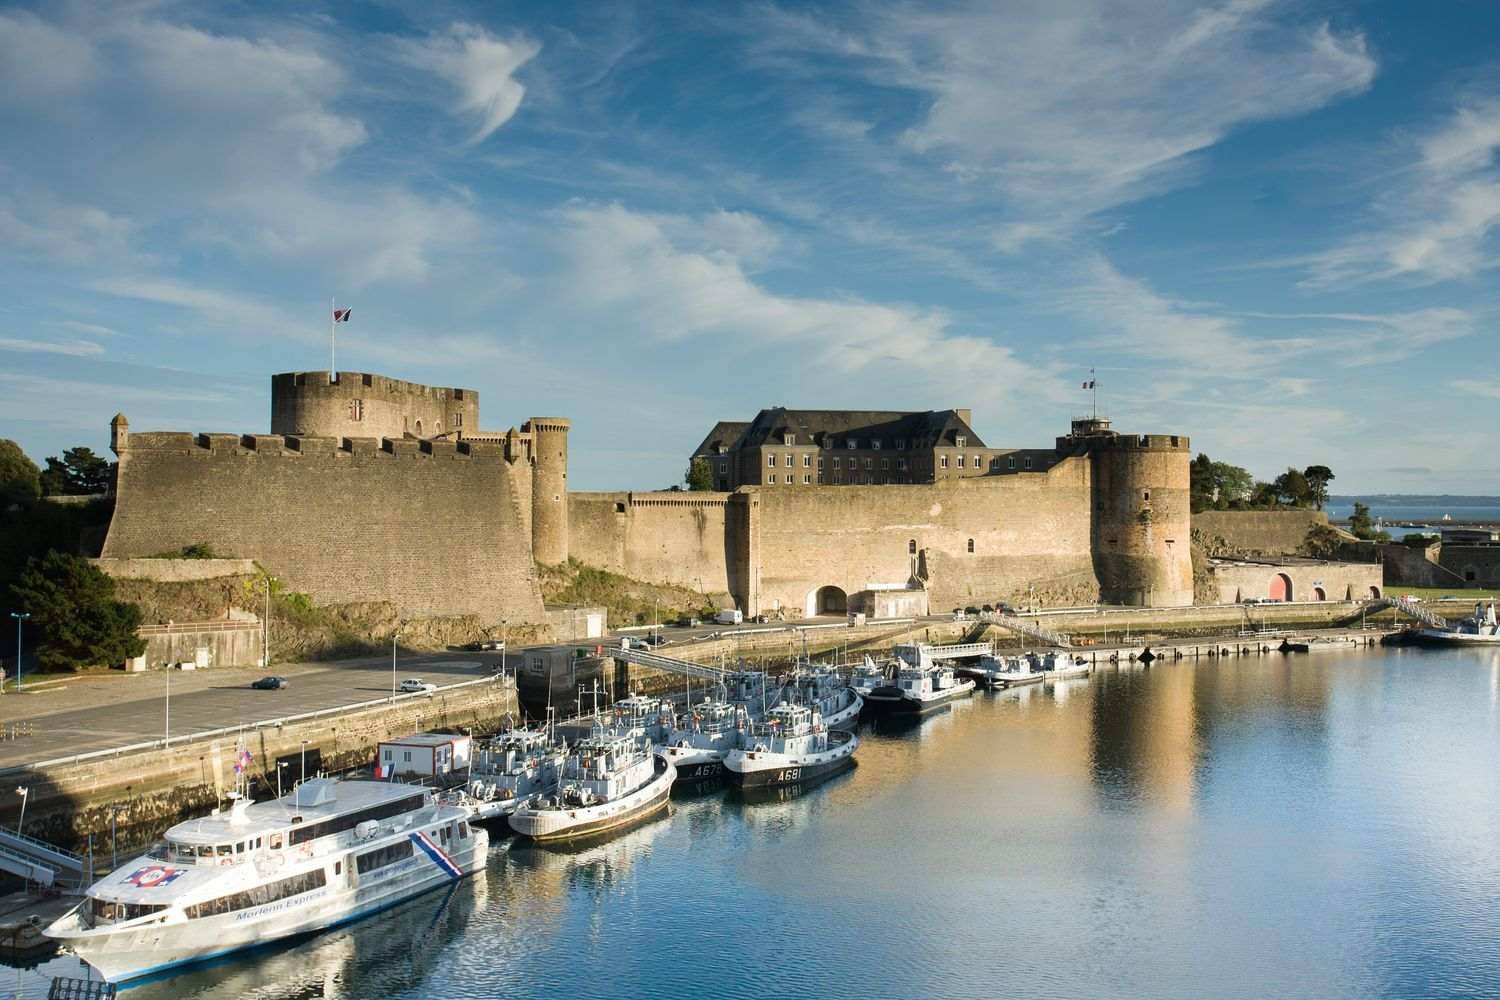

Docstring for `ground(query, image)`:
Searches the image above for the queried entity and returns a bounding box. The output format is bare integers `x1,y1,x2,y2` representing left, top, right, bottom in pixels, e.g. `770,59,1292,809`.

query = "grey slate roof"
693,408,985,454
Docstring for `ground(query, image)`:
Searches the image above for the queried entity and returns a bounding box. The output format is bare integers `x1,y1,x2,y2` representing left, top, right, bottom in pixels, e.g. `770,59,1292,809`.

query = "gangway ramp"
0,829,89,892
894,641,993,664
979,612,1073,648
1365,598,1448,630
613,643,729,683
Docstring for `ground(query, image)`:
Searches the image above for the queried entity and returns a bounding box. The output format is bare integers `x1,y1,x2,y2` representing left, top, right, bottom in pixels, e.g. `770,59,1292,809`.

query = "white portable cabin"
376,732,473,778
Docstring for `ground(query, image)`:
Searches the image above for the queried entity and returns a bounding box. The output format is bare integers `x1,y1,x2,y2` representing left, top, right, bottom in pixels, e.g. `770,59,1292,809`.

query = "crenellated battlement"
119,428,528,463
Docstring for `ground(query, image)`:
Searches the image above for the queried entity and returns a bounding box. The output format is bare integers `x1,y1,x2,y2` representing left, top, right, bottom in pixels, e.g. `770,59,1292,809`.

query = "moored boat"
465,727,567,822
45,778,487,984
862,662,976,716
781,665,863,728
849,656,888,699
724,702,858,790
1414,601,1500,646
510,731,675,843
657,697,747,784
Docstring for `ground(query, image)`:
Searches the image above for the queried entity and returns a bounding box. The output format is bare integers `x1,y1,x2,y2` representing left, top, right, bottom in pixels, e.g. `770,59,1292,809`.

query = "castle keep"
102,371,1193,626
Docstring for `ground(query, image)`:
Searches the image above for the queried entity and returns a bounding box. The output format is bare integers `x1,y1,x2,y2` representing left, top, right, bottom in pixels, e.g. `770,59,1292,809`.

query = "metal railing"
0,673,513,780
977,611,1073,647
1365,598,1448,630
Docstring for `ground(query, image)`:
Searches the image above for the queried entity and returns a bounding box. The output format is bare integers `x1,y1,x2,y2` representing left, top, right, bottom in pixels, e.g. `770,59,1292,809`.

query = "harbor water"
15,645,1500,999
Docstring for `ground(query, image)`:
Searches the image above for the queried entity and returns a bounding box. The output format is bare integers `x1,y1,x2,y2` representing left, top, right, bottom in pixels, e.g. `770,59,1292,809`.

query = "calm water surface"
15,646,1500,999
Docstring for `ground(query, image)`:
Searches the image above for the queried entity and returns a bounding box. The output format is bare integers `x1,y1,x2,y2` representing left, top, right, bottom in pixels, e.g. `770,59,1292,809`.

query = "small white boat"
973,653,1042,688
46,778,486,984
510,731,675,843
725,701,858,790
862,662,976,716
1416,601,1500,646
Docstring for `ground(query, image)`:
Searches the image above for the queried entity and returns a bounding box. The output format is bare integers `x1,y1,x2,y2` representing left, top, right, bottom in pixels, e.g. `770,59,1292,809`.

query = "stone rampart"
93,557,261,582
1440,544,1500,587
103,432,544,623
1205,559,1383,603
1194,510,1328,556
1379,542,1466,588
569,491,736,595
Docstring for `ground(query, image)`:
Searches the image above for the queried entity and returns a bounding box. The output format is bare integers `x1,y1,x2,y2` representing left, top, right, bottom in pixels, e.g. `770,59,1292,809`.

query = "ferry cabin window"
185,868,328,920
270,833,283,850
91,898,166,923
355,840,415,875
288,793,426,846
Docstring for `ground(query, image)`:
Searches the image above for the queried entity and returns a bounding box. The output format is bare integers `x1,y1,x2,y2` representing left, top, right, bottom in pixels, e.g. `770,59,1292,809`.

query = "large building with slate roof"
690,407,1056,490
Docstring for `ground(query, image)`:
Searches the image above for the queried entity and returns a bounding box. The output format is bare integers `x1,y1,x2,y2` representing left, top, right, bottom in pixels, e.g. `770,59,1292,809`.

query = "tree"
1273,467,1312,507
0,440,41,509
39,446,114,496
1348,501,1377,540
1303,523,1343,559
1189,453,1255,512
1248,481,1280,509
1302,465,1335,511
685,458,714,491
9,551,145,671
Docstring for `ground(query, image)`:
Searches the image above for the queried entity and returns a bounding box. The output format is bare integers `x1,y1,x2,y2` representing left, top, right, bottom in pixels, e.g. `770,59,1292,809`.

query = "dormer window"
784,434,796,446
896,439,905,450
847,439,858,450
955,435,967,448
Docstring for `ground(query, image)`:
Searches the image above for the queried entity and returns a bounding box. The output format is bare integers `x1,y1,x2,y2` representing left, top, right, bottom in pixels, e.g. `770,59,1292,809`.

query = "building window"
833,457,841,469
1143,490,1151,501
785,455,793,467
768,455,776,468
957,456,965,468
1008,456,1016,469
349,399,364,421
803,455,811,467
453,411,463,428
864,457,873,470
940,455,949,469
881,458,889,470
784,434,796,446
909,539,917,555
967,539,975,553
803,474,811,484
719,479,728,490
834,473,842,484
955,435,967,448
872,439,881,450
719,462,728,474
818,458,824,470
897,458,907,470
896,439,905,450
847,439,857,450
1024,457,1033,469
974,455,981,468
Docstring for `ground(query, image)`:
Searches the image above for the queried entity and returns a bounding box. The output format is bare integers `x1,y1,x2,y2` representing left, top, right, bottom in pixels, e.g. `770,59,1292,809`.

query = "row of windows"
287,793,426,846
345,401,467,430
907,539,978,553
185,867,327,920
90,898,166,924
355,839,414,875
767,454,817,468
756,450,1031,472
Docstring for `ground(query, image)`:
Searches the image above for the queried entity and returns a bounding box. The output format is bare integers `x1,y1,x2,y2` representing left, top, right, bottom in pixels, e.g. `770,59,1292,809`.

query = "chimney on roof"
955,408,972,427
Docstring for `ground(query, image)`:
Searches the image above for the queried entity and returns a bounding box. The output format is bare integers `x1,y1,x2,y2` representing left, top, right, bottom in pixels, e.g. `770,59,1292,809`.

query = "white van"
715,609,744,626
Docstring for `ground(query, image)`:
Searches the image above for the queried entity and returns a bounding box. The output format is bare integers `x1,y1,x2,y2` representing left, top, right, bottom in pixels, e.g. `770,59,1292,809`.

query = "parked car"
251,675,289,690
481,640,506,651
399,678,437,694
643,631,667,646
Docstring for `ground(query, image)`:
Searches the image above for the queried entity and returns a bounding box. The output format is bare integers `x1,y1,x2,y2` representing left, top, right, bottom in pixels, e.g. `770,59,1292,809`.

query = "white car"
398,678,437,694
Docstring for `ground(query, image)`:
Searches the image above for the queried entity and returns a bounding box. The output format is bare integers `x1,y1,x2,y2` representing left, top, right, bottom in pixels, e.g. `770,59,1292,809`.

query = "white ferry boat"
510,731,675,843
862,662,976,717
466,728,567,822
45,778,487,984
658,698,747,784
725,702,858,790
1417,601,1500,646
782,666,863,728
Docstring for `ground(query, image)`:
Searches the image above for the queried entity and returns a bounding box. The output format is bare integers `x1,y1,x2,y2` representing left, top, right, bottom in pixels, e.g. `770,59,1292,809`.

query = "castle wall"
1089,436,1194,607
526,418,570,565
1193,510,1329,556
1205,560,1383,603
103,432,544,623
271,372,479,441
1439,545,1500,587
568,492,736,599
754,458,1099,616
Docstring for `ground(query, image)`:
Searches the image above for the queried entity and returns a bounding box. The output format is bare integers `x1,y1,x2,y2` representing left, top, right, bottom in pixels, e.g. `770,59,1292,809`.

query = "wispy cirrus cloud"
1450,378,1500,399
0,337,105,358
399,23,539,144
1306,100,1500,286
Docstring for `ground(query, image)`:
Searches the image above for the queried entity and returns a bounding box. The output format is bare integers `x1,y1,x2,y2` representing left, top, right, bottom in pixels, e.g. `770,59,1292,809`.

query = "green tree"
1273,467,1312,507
1189,453,1255,512
1348,501,1377,540
1302,465,1335,511
685,458,715,491
1248,481,1280,509
1303,523,1343,559
9,551,146,671
40,446,114,496
0,440,41,509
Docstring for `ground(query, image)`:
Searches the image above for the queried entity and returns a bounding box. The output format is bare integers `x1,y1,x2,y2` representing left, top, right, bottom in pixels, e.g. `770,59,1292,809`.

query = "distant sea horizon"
1326,494,1500,524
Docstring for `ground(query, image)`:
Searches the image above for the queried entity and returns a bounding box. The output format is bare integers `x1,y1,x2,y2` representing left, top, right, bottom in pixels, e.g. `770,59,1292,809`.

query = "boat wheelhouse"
862,662,976,717
466,727,567,821
1417,601,1500,646
658,698,747,783
510,730,675,843
849,656,888,698
782,665,863,728
45,778,487,984
725,701,858,790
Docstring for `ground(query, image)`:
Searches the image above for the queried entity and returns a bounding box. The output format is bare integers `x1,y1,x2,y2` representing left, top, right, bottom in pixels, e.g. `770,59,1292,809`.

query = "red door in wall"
1268,574,1290,601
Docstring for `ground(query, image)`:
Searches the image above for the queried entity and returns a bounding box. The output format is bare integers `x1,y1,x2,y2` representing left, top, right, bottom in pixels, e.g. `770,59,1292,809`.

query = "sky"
1,0,1498,493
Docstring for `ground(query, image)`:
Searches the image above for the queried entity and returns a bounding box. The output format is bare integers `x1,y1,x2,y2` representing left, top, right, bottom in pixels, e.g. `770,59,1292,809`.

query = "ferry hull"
49,829,488,984
510,760,676,843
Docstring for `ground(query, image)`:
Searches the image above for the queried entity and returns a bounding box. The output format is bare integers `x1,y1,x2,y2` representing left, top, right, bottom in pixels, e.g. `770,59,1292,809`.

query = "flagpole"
1091,368,1097,419
329,297,336,382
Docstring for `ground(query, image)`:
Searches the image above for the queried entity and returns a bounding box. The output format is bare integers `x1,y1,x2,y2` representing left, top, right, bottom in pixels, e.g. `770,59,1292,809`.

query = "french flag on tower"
333,308,352,322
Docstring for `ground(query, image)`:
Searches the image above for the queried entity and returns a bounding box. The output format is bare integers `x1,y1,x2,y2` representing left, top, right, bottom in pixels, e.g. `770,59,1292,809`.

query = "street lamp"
9,612,30,692
263,576,276,669
15,787,27,835
500,619,508,679
297,740,309,810
164,620,173,747
391,627,403,702
276,761,288,799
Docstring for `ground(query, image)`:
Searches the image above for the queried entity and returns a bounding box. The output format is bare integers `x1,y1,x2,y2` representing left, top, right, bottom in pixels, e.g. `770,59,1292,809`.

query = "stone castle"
101,371,1194,625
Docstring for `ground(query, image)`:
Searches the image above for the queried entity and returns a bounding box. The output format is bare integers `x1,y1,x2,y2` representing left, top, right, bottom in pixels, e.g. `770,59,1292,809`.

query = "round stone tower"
525,417,571,565
1082,428,1193,607
271,372,479,441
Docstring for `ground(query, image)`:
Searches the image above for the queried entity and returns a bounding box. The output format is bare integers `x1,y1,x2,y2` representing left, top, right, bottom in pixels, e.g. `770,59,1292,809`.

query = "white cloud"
0,195,137,266
552,202,1055,404
0,9,95,103
1450,379,1500,399
401,23,539,144
0,337,104,358
1307,101,1500,285
754,0,1375,240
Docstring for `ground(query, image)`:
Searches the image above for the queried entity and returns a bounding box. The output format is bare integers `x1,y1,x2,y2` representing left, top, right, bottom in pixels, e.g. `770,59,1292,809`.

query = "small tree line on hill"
1191,454,1335,514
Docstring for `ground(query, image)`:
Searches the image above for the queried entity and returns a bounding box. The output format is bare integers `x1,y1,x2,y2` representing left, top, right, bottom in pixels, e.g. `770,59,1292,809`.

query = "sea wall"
569,491,735,596
103,432,544,624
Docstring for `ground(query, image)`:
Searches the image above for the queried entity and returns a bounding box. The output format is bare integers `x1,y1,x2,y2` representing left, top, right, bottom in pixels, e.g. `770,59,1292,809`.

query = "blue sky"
1,0,1498,492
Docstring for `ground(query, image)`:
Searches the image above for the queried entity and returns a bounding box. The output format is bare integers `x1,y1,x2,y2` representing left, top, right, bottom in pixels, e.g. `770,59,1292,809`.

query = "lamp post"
15,787,27,835
164,620,172,747
391,627,403,702
500,619,508,679
297,740,309,810
9,612,30,692
276,761,287,798
263,576,276,669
